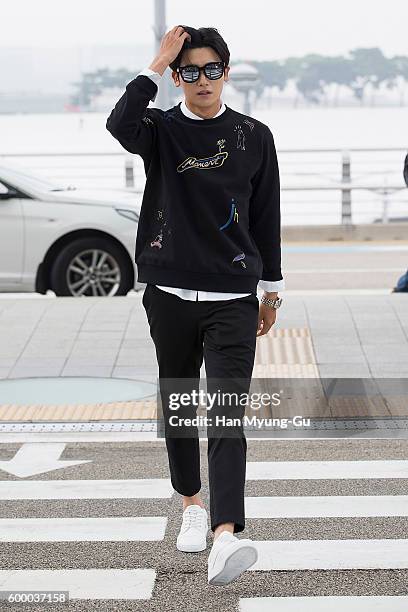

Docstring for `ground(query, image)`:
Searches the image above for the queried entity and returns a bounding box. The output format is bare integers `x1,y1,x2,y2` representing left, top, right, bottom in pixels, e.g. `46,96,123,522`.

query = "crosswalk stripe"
0,569,156,600
0,478,173,500
246,460,408,480
239,595,408,611
250,539,408,570
245,495,408,517
3,451,406,605
0,516,167,542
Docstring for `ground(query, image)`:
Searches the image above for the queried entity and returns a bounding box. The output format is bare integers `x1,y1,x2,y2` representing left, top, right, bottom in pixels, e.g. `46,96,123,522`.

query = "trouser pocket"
142,283,151,309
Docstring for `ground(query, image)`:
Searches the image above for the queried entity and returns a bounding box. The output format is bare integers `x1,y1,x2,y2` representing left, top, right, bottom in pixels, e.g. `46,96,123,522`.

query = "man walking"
106,25,284,585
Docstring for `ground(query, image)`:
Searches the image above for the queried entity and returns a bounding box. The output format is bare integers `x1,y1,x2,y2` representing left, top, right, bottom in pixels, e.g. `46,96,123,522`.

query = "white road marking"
0,569,156,600
251,539,408,570
0,478,173,500
246,460,408,480
0,516,167,542
245,495,408,517
239,595,408,611
0,443,91,477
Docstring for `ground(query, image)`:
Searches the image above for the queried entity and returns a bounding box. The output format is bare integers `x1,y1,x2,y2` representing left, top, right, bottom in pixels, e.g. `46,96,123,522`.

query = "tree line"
70,47,408,107
251,47,408,105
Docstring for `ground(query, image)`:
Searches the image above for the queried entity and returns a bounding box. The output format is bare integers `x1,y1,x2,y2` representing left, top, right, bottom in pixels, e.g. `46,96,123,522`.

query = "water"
0,105,407,225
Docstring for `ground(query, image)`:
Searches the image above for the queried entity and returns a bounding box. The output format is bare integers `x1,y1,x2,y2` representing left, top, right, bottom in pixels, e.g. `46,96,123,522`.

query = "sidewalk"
0,239,407,424
0,291,407,424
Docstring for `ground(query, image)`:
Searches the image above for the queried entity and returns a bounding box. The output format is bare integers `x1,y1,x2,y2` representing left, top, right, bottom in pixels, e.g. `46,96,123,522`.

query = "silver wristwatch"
260,295,283,309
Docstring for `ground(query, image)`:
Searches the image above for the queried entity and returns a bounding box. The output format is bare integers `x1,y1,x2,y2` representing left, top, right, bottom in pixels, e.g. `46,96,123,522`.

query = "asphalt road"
1,437,408,611
1,241,407,298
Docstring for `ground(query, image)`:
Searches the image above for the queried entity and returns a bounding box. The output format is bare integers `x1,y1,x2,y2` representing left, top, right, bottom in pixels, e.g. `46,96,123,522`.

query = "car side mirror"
0,187,19,200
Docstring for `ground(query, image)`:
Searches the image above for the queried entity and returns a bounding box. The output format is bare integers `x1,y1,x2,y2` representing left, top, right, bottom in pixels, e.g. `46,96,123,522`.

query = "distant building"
89,87,124,113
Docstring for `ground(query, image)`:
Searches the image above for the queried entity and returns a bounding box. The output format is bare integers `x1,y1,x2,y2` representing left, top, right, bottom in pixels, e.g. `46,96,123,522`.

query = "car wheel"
50,237,132,297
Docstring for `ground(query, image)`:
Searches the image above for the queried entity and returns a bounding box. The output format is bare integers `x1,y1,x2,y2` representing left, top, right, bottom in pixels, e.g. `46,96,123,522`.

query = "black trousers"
142,283,259,534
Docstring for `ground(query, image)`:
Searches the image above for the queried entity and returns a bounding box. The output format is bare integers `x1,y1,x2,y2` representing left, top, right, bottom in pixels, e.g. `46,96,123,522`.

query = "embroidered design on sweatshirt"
142,116,154,126
234,125,246,150
243,119,254,132
232,252,247,268
219,198,239,230
176,139,228,172
150,210,170,249
150,229,163,249
150,221,171,248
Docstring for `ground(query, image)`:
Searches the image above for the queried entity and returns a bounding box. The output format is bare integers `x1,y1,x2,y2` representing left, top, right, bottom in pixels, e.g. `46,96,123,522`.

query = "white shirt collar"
180,99,226,120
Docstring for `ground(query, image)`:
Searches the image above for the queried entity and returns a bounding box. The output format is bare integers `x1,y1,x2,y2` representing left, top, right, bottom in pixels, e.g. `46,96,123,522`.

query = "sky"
2,0,407,60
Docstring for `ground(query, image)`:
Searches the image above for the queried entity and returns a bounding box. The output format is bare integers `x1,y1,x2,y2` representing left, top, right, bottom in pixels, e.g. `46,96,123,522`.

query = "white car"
0,164,143,297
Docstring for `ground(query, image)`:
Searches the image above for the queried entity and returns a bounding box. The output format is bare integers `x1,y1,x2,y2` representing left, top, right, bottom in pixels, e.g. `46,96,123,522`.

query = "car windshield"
0,166,76,192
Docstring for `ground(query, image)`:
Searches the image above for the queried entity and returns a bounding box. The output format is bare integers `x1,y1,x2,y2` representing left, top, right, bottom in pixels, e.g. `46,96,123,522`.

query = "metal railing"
1,147,407,225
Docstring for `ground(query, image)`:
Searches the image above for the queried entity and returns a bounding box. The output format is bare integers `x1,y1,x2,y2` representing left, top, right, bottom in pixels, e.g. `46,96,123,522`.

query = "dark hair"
169,26,230,72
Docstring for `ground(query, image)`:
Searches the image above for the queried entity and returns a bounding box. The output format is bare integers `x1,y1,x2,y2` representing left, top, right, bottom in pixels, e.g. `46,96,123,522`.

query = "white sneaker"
176,504,208,552
207,530,258,585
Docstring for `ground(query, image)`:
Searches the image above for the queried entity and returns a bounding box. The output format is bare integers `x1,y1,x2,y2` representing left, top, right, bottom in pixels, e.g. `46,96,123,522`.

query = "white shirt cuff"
258,278,285,292
136,67,162,103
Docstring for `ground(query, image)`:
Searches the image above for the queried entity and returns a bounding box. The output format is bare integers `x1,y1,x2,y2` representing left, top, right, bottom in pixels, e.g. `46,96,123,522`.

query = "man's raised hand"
150,26,191,74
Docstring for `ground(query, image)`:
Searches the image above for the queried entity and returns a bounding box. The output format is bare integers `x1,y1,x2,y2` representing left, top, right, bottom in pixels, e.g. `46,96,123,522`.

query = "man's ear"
172,71,181,87
224,65,230,83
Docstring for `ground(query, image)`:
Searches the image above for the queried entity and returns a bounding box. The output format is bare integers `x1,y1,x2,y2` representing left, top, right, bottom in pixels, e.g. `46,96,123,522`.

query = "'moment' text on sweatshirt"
106,75,283,294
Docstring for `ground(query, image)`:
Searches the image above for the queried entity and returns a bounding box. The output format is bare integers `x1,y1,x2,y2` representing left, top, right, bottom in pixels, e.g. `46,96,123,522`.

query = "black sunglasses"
176,61,225,83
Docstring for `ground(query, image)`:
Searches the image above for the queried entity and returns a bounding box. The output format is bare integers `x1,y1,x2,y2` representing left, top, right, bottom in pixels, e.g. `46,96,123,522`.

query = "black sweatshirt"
106,75,283,293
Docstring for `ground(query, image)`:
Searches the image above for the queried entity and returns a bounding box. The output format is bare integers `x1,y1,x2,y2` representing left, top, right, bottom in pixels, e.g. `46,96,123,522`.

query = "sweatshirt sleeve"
105,75,159,163
249,127,283,283
135,67,163,103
